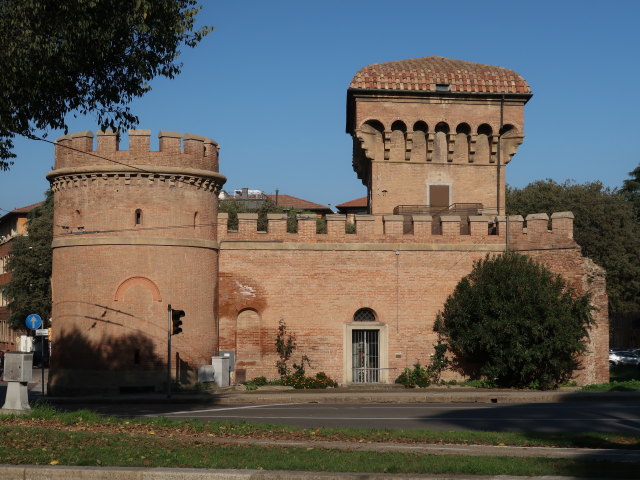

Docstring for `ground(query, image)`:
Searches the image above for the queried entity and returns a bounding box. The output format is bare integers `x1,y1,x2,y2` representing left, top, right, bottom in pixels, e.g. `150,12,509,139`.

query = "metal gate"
352,330,379,383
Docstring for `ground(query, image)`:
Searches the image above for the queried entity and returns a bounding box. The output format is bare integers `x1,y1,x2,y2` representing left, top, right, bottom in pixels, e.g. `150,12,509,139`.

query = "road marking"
357,405,495,409
357,404,640,410
162,414,640,424
148,403,304,417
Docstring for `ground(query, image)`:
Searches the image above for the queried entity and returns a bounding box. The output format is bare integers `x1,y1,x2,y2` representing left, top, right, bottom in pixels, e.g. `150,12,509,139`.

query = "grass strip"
581,380,640,392
3,405,640,451
0,425,638,478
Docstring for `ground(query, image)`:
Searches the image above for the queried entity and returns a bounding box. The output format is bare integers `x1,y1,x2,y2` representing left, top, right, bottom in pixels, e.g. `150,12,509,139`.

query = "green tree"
0,191,53,329
506,180,640,317
218,198,323,233
0,0,211,170
434,252,594,389
621,164,640,220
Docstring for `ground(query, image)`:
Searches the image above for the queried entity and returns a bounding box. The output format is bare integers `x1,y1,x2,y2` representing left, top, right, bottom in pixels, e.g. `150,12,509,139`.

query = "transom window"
354,308,376,322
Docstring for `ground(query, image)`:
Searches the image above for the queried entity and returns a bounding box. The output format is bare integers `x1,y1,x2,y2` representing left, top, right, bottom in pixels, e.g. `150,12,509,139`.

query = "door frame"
343,322,388,384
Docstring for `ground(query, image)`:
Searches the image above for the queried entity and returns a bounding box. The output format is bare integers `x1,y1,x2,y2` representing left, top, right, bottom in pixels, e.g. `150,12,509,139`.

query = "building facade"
0,203,42,351
47,57,609,394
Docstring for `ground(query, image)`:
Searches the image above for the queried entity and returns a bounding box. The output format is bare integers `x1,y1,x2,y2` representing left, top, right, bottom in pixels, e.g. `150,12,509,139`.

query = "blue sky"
1,0,639,212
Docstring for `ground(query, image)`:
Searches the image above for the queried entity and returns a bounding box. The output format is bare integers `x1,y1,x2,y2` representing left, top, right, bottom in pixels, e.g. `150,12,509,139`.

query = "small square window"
436,83,451,92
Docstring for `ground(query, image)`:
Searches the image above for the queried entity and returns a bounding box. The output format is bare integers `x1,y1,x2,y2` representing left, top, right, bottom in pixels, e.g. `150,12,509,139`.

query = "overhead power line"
25,133,221,191
55,222,218,236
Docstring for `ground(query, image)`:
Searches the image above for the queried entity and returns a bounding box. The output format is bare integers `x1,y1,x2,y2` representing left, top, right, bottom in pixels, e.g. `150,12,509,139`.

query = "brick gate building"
47,57,609,394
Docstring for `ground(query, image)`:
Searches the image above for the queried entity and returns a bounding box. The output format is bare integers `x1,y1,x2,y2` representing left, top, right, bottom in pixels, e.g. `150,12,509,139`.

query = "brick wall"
219,213,609,385
0,239,15,350
47,130,226,395
351,95,526,215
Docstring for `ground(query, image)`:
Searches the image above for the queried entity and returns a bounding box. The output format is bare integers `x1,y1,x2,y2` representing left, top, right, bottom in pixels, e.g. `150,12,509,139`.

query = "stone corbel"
355,129,372,161
489,135,499,163
501,135,525,164
426,132,435,162
383,130,392,161
446,133,455,162
405,131,413,161
468,134,477,163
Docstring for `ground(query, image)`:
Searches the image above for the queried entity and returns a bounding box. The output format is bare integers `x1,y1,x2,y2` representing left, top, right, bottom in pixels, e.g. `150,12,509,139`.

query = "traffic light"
171,309,185,335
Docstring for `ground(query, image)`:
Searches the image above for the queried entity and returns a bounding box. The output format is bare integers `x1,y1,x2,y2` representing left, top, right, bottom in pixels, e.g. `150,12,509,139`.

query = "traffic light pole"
167,303,172,400
41,333,45,397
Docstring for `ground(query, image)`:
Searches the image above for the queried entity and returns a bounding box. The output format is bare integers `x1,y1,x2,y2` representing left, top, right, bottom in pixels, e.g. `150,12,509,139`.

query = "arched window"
364,120,385,133
500,124,515,136
135,209,142,226
477,124,493,136
413,121,428,133
354,308,376,322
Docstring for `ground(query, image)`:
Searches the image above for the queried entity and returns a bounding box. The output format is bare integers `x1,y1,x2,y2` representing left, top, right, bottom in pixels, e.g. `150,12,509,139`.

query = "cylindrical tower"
46,129,226,395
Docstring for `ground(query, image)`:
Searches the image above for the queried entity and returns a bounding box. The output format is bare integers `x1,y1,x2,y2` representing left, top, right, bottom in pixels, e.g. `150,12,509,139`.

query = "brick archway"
114,276,162,302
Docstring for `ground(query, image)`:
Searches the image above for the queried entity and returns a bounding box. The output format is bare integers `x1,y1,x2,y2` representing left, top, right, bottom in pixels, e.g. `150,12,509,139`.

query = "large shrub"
434,252,594,389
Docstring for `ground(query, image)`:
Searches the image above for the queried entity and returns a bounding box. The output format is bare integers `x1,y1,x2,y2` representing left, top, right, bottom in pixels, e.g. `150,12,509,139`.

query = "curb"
0,465,613,480
39,390,640,405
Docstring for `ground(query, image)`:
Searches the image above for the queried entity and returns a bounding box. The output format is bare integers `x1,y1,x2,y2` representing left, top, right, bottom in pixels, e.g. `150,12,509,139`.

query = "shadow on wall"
49,326,167,396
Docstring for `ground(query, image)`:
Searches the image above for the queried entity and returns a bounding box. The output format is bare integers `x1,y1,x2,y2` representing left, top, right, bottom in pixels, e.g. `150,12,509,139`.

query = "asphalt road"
52,401,640,434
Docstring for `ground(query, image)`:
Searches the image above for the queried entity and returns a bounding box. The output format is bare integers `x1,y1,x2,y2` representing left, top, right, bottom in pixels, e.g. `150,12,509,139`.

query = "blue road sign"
25,313,43,330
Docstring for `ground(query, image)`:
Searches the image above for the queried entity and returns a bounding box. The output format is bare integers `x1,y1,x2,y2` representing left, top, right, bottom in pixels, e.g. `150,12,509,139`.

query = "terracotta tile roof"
336,197,367,209
349,57,530,94
9,202,44,214
1,201,43,221
265,194,332,213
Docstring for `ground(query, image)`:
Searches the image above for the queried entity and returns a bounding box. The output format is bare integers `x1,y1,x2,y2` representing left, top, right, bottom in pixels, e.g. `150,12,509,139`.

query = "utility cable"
54,222,219,236
26,133,152,174
25,133,219,191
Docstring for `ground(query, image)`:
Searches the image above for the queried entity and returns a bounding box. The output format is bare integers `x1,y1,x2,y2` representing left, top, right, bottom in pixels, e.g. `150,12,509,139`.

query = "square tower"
346,57,531,216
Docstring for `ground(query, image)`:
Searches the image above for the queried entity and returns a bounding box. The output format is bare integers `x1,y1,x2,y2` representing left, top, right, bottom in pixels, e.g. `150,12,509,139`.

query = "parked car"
609,349,640,366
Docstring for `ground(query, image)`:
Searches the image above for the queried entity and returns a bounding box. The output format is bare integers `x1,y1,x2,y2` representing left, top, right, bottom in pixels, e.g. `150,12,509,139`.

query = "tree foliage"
435,252,594,389
219,198,324,233
275,319,296,377
621,164,640,220
1,191,53,329
506,179,640,317
0,0,211,170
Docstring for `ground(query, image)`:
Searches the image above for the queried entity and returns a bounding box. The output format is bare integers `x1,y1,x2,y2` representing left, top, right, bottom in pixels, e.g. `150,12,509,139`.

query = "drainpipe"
497,94,510,251
497,94,504,216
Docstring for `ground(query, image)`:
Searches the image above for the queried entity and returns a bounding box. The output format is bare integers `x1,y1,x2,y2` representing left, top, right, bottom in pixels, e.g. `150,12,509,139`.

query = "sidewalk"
0,466,618,480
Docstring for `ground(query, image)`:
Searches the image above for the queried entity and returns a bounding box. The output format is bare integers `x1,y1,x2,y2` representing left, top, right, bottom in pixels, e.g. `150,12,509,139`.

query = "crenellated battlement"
218,211,576,249
52,129,220,173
